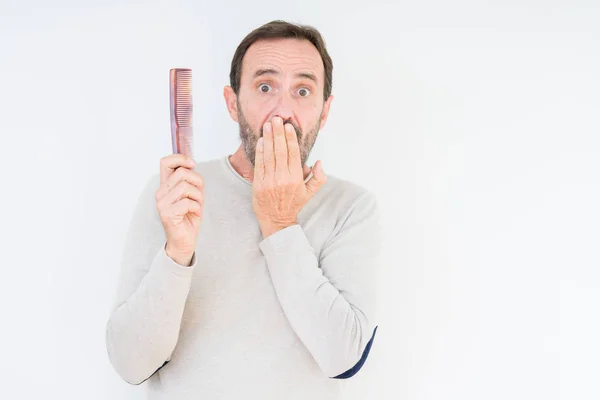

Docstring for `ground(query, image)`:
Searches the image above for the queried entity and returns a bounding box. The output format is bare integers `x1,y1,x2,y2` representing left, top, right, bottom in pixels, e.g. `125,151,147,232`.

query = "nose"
271,93,294,124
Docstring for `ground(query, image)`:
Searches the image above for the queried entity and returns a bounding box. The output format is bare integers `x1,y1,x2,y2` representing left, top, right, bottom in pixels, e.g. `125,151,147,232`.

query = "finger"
284,123,302,177
160,154,196,184
172,198,203,219
305,160,327,195
263,121,275,179
166,168,204,194
254,136,265,180
161,181,204,206
156,167,203,201
272,117,288,180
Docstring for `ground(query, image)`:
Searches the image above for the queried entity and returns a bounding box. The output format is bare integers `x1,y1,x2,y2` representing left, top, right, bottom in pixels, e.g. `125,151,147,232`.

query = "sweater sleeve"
105,174,197,385
258,190,382,379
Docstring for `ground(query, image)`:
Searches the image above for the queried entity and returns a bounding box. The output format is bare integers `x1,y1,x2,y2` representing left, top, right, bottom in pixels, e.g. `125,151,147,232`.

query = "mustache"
259,120,302,139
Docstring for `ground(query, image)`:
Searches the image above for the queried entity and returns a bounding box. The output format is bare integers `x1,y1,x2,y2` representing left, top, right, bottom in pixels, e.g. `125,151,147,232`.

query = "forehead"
242,38,324,81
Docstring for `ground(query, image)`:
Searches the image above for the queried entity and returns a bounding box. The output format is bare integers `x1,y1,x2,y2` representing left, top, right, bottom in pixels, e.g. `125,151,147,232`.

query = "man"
105,20,382,399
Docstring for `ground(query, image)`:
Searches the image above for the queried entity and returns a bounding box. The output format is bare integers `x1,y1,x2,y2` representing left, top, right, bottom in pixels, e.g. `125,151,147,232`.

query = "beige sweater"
105,155,382,399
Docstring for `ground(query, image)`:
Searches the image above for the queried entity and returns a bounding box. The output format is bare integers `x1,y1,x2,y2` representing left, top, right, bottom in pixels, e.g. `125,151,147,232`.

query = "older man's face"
233,38,333,167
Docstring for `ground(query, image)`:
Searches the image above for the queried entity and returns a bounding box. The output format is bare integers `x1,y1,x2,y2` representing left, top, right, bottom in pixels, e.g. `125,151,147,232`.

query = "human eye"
297,87,311,97
258,83,272,93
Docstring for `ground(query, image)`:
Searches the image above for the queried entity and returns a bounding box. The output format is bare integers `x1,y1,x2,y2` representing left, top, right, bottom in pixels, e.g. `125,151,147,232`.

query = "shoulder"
320,173,378,209
307,172,380,226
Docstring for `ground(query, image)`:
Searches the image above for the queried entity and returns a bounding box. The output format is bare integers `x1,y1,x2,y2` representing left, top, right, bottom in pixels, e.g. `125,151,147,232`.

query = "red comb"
170,68,194,158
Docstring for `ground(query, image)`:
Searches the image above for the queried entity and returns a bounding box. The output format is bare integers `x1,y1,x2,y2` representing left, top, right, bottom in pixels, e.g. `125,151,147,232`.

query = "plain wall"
0,0,598,399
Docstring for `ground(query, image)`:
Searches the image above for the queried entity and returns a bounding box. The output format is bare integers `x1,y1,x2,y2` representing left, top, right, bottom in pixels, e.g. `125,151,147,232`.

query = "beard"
237,101,321,168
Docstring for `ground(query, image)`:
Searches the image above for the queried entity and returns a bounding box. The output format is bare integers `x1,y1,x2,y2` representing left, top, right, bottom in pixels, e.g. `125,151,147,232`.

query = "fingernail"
257,137,264,149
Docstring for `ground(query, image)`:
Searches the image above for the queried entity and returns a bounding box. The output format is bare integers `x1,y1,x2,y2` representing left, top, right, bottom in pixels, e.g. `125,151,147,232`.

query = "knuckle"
156,199,165,215
156,185,167,200
173,167,183,179
181,181,193,192
160,156,169,168
175,186,186,200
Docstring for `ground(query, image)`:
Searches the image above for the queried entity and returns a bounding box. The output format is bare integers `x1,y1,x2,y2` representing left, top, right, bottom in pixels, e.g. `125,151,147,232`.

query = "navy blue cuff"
332,325,378,379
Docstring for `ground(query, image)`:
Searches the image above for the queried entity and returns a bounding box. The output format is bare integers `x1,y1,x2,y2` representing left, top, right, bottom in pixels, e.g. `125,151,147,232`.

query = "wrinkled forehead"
241,38,324,83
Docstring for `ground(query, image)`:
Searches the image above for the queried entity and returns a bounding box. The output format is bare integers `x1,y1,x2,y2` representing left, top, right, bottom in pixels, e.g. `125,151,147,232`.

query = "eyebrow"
253,68,318,84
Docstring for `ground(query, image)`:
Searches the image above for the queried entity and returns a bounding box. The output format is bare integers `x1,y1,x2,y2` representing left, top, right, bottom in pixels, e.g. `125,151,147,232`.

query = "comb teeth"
170,68,194,157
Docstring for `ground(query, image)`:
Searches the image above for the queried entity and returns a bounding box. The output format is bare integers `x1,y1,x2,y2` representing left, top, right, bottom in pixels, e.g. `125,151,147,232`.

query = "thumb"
305,160,327,194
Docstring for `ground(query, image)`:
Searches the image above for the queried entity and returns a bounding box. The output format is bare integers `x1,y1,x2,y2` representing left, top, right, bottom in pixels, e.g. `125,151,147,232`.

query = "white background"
1,0,599,399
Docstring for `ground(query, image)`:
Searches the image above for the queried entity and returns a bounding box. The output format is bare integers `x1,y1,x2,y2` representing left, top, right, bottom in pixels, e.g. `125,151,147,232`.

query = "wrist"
260,220,297,238
165,243,194,267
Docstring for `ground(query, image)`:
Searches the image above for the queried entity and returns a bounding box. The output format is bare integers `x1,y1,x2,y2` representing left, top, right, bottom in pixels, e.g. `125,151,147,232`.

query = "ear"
223,86,239,122
318,95,334,130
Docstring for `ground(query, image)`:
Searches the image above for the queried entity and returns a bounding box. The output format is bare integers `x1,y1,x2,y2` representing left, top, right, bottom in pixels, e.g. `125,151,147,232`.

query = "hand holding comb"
170,68,194,158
